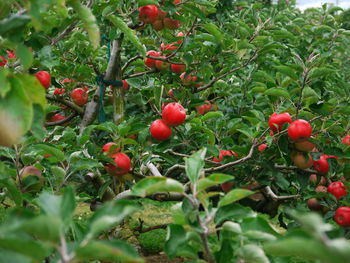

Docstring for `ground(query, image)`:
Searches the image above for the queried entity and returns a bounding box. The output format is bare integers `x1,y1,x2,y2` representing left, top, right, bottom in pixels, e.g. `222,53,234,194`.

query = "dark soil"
145,254,183,263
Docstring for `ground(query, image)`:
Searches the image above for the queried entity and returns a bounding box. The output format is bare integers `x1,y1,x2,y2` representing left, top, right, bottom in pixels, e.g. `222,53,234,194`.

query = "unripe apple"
180,72,197,86
334,207,350,227
145,50,161,68
171,64,186,74
315,185,327,193
105,153,131,176
313,155,330,174
291,152,313,169
35,71,51,89
150,119,172,141
294,140,315,152
258,144,267,152
18,166,45,193
213,150,238,163
163,17,181,30
327,181,347,199
307,198,321,211
176,32,185,44
0,56,7,66
268,112,292,133
71,88,88,105
138,5,159,24
288,119,312,142
122,80,129,91
162,102,186,126
152,19,164,31
155,57,170,71
309,174,326,185
102,142,120,156
221,181,235,193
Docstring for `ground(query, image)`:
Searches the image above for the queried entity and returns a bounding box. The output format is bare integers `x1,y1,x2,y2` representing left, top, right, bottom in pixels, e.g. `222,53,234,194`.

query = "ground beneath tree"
144,253,183,263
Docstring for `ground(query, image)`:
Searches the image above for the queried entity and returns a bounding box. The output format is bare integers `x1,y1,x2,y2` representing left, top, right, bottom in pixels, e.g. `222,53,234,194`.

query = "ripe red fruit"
197,101,212,115
61,78,73,84
162,102,186,126
145,50,161,68
0,56,7,67
102,142,120,156
213,150,238,163
155,57,170,71
328,181,347,199
180,72,197,86
342,135,350,146
167,89,174,97
6,50,16,59
307,198,321,211
150,119,172,141
173,0,181,4
163,17,181,30
122,80,129,91
171,64,186,74
291,152,313,169
294,140,315,152
334,207,350,227
71,88,88,105
313,155,330,174
288,119,312,142
258,144,267,152
268,112,292,133
152,19,164,31
160,43,177,51
157,9,167,19
49,113,68,126
138,5,159,24
105,153,131,176
176,32,185,44
54,88,65,95
35,71,51,89
316,185,327,193
221,181,234,193
309,174,326,185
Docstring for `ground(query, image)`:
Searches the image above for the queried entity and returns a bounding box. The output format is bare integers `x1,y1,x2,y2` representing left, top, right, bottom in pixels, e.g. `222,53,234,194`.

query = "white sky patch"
296,0,350,10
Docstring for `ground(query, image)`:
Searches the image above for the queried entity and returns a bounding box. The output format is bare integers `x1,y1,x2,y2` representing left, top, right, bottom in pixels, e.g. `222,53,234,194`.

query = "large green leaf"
218,189,254,207
0,238,49,261
185,148,206,183
197,173,233,192
236,244,270,263
132,177,184,197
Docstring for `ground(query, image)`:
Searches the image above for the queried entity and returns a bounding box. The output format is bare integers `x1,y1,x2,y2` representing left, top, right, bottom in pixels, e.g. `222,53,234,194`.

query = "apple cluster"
150,102,186,141
268,112,350,227
138,2,181,32
0,50,16,67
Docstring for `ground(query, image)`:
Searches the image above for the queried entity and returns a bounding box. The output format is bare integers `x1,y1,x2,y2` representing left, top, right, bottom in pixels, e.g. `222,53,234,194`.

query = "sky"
296,0,350,10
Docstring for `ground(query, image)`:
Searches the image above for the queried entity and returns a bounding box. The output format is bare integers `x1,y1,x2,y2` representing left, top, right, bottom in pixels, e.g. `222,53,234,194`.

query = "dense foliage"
1,0,350,262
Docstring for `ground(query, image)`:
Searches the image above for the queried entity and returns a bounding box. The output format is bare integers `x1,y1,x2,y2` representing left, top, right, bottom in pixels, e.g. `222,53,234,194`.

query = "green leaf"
236,244,270,263
37,192,62,217
69,0,100,49
0,68,11,98
20,215,62,242
76,240,144,263
0,238,49,261
154,85,163,110
107,15,146,57
132,177,184,197
185,148,206,183
60,186,76,224
182,4,206,19
16,74,46,109
215,203,255,225
218,189,254,207
273,65,298,80
197,173,233,192
0,176,22,206
309,67,336,79
16,44,33,71
264,88,290,99
203,23,224,43
31,144,65,162
201,111,224,121
164,224,187,258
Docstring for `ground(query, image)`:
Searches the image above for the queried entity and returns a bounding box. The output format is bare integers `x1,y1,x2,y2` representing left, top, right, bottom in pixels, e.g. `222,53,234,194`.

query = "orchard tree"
1,0,350,263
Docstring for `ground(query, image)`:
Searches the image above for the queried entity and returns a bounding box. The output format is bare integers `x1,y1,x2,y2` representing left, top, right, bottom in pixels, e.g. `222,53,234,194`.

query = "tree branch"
263,186,300,201
45,113,77,127
124,69,157,79
46,94,84,115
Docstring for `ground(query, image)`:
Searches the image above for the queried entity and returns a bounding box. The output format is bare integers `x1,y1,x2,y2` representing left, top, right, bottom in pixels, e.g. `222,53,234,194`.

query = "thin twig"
46,94,84,115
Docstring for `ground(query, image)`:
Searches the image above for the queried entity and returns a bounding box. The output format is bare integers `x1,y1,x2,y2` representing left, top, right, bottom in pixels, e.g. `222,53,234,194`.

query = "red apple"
6,50,16,59
102,142,120,156
122,80,129,91
342,135,350,146
313,155,330,174
35,71,51,89
334,207,350,227
160,43,177,51
173,0,181,4
71,88,88,106
294,140,315,152
144,50,161,68
105,153,131,176
213,150,238,163
163,17,181,30
268,112,292,133
258,144,267,152
139,5,159,24
152,19,164,31
197,101,212,115
18,166,45,193
176,32,185,44
221,181,235,193
327,181,347,199
307,198,321,211
162,102,186,126
150,119,172,141
155,57,170,71
288,119,312,142
309,174,326,185
171,64,186,74
0,56,7,67
316,185,327,193
54,88,65,95
180,72,197,86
